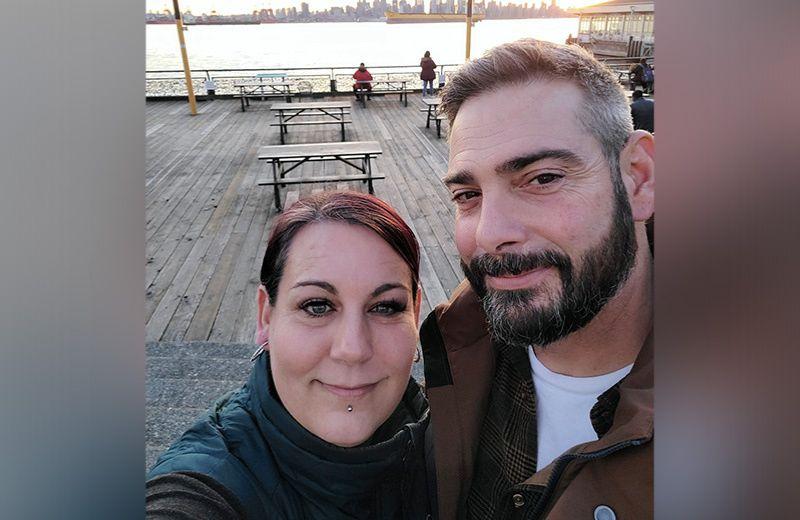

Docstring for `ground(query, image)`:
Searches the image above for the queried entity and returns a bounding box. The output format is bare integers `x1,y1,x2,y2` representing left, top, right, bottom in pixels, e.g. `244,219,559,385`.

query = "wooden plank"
269,120,352,126
258,141,382,159
270,101,351,110
145,115,262,301
258,174,385,186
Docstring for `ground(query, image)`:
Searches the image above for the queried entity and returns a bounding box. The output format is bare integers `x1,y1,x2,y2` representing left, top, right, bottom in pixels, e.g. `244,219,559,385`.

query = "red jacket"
352,69,373,88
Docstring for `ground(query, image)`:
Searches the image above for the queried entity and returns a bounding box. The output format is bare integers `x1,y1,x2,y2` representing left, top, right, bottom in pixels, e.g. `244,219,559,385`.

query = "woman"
146,191,431,519
420,51,437,97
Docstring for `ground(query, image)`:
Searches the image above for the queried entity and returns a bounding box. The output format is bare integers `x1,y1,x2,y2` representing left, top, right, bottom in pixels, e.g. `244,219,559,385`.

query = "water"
146,18,579,71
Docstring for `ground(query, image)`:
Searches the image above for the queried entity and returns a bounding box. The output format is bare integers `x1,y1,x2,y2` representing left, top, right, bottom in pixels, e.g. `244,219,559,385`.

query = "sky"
146,0,600,15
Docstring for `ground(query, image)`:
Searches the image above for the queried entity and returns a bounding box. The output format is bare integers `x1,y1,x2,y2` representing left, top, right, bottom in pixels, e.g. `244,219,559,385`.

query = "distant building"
573,0,654,57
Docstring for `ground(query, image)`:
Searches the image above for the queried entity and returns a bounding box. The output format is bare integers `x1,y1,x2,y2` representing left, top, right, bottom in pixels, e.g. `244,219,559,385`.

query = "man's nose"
475,193,527,254
329,312,373,365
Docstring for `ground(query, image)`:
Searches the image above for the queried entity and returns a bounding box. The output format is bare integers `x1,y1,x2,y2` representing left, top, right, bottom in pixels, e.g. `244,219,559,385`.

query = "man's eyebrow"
442,170,475,187
292,280,337,294
371,283,408,298
496,149,585,174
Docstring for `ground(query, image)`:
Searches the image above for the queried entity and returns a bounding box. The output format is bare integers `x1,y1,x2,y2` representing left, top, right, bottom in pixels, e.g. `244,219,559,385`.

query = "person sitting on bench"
352,63,373,99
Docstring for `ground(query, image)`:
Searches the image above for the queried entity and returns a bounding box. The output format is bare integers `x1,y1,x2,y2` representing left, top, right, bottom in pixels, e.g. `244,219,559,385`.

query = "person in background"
146,191,433,520
420,51,437,97
629,58,653,93
353,62,373,99
631,89,655,132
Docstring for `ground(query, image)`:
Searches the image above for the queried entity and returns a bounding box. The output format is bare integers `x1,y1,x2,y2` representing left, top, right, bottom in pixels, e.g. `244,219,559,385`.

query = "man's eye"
531,173,563,185
452,190,480,203
300,300,334,317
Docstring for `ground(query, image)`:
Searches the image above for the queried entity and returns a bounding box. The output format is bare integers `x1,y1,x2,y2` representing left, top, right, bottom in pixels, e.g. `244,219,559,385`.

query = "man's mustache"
469,251,571,279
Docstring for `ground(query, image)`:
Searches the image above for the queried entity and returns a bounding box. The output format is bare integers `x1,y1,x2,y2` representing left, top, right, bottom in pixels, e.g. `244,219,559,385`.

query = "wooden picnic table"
233,80,293,111
257,141,385,210
355,80,409,107
421,96,446,137
270,101,352,144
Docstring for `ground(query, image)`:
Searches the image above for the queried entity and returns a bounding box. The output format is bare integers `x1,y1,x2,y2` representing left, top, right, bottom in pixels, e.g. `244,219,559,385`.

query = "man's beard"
462,173,637,348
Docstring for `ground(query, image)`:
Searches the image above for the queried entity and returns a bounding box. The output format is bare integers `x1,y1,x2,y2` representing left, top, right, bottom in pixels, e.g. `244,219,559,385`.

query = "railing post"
329,68,337,94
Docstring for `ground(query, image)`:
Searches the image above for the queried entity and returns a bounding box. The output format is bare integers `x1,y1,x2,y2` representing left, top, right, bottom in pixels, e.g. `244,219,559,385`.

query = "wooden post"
172,0,197,115
465,0,474,61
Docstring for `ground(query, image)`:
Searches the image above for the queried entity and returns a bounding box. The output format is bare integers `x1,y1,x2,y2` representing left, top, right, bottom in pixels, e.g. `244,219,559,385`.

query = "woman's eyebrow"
292,280,337,294
496,148,585,174
371,283,408,298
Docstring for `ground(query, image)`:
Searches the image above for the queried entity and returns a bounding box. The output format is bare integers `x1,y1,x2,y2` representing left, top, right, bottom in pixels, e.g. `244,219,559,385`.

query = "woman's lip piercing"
347,405,353,412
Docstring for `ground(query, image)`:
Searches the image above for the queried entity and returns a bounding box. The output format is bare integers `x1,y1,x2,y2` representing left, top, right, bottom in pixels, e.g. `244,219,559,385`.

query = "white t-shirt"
528,346,633,471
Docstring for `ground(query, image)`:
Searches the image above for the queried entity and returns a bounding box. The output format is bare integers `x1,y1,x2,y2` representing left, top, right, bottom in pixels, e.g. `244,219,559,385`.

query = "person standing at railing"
352,63,373,100
420,51,437,98
629,58,653,93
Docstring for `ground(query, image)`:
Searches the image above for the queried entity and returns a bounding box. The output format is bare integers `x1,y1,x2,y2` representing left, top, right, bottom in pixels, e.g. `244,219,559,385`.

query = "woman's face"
257,222,421,447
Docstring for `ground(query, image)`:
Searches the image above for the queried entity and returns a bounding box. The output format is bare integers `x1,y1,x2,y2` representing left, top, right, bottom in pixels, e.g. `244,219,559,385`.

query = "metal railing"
145,63,462,98
145,56,652,98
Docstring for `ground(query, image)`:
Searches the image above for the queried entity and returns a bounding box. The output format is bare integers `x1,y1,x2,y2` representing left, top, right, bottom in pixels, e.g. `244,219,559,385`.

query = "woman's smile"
318,379,383,399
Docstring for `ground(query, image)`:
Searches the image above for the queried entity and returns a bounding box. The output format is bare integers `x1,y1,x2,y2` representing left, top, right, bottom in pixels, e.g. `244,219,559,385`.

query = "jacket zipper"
526,437,649,519
399,427,415,520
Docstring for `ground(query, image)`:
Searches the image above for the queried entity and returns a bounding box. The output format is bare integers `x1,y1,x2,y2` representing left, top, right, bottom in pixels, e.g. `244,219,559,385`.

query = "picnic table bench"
233,80,293,111
269,101,352,144
258,141,384,210
420,96,446,138
354,80,409,108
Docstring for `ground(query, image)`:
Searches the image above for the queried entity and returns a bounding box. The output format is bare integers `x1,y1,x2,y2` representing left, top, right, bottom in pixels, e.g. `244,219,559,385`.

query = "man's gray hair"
440,38,633,171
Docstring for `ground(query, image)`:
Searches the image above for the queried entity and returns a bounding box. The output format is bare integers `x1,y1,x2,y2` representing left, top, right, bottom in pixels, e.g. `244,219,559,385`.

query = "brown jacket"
420,56,437,81
420,280,653,519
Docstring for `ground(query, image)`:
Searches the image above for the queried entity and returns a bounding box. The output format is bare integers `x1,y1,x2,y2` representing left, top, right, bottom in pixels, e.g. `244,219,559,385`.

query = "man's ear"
255,285,272,347
620,130,655,222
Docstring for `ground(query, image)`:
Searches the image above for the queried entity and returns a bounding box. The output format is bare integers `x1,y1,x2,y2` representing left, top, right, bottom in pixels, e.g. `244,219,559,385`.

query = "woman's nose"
329,313,373,365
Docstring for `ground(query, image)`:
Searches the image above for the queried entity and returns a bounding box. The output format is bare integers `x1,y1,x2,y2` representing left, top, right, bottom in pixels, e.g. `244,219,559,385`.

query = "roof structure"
573,0,654,14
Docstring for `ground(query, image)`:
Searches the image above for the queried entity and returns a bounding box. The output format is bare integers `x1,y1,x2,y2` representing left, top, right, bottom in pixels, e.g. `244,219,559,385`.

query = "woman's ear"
413,286,423,327
255,285,272,347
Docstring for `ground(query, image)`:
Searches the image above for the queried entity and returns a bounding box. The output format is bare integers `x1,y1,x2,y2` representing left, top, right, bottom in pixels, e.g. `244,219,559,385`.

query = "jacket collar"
523,330,653,486
435,282,653,481
248,352,430,505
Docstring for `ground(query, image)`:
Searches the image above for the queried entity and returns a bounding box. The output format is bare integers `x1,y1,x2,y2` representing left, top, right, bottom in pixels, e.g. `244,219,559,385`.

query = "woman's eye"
300,300,334,317
371,301,407,315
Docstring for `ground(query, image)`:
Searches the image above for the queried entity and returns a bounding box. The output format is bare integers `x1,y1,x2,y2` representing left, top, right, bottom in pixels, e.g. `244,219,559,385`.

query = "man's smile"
485,266,552,291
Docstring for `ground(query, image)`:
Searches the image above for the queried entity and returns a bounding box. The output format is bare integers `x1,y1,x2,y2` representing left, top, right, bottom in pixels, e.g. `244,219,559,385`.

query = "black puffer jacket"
147,351,432,519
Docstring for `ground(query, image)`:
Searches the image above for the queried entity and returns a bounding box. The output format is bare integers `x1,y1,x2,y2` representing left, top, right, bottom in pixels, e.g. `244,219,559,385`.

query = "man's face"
445,80,636,348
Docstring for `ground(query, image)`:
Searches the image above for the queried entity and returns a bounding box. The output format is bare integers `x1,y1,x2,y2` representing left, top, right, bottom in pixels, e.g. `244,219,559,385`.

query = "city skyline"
145,0,595,15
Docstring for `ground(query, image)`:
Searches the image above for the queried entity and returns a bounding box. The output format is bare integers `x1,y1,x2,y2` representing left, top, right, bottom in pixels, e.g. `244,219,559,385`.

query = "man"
631,89,655,132
420,39,654,519
629,57,653,92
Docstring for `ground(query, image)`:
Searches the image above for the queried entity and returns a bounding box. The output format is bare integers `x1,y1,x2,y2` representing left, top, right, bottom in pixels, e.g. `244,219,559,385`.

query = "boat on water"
385,11,485,24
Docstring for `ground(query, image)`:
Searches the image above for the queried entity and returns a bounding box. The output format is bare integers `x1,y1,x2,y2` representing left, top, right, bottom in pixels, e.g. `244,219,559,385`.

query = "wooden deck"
146,95,460,343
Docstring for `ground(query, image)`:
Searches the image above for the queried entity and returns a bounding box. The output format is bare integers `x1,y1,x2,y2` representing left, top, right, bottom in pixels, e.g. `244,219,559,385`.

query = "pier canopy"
572,0,654,57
